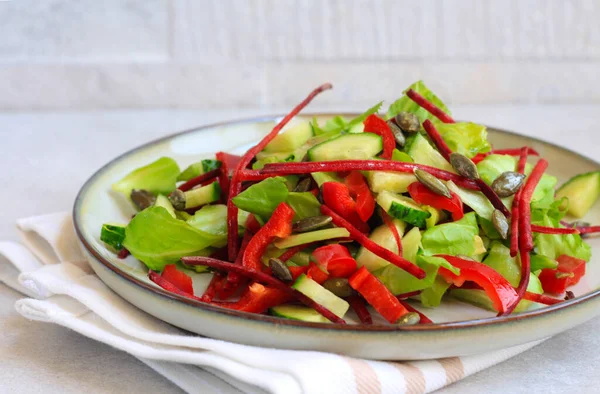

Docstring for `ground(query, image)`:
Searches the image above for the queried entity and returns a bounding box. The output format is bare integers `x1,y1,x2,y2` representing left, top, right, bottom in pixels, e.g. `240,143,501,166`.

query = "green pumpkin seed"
292,215,332,233
491,171,526,198
293,177,313,193
269,258,293,282
565,290,575,300
130,189,156,211
168,189,186,211
387,121,406,147
449,153,479,180
322,278,354,298
492,209,509,240
414,169,452,198
397,312,420,326
394,112,420,133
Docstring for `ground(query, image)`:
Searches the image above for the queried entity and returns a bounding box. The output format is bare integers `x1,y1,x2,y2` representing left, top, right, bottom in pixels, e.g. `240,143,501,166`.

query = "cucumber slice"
292,274,350,318
269,305,330,323
185,181,221,209
154,194,176,218
255,151,295,161
367,171,417,194
356,220,407,272
556,171,600,218
177,159,221,182
273,227,350,249
424,206,442,228
376,191,431,228
406,133,455,172
311,171,343,187
307,133,383,161
264,122,314,153
290,130,341,162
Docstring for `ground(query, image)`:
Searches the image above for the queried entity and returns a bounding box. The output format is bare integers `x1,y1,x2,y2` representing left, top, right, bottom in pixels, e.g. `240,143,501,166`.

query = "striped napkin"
0,212,543,394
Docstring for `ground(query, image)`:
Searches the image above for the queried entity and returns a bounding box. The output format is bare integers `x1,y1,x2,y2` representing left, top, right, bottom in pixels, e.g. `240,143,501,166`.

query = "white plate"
73,114,600,360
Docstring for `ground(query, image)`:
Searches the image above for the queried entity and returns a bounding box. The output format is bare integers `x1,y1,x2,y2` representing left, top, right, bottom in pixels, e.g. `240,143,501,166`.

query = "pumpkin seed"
492,209,509,240
387,121,406,147
397,312,420,326
130,189,156,211
269,258,293,282
491,171,526,198
293,177,313,193
168,189,186,211
414,169,452,198
322,278,354,298
292,215,332,233
565,290,575,300
394,112,420,133
449,153,479,180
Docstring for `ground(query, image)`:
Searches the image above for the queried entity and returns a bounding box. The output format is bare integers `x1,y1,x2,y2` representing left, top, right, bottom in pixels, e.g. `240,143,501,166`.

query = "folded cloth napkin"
0,212,544,394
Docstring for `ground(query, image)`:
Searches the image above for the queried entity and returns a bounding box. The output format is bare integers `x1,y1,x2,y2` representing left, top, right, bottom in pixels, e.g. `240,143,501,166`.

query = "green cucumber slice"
154,194,176,218
376,191,431,228
307,133,383,161
264,122,314,153
356,220,408,272
185,181,221,209
269,305,330,323
367,171,417,194
406,133,454,172
177,159,221,182
291,274,350,318
273,227,350,249
556,171,600,218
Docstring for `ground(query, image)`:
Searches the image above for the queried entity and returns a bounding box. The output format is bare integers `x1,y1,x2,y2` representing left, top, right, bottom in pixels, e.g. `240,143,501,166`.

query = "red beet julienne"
257,160,480,190
510,147,529,257
382,210,402,255
178,168,221,192
423,120,453,161
530,225,580,235
226,83,333,261
504,159,549,316
564,225,600,235
347,295,373,324
181,256,345,324
321,205,426,279
405,89,456,124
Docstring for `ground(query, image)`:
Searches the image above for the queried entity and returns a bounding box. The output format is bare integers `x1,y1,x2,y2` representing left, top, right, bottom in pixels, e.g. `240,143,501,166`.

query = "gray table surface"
2,107,599,394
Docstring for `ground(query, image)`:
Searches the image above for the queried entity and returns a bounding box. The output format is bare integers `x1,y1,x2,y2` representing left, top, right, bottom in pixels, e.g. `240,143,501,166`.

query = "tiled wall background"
1,0,600,110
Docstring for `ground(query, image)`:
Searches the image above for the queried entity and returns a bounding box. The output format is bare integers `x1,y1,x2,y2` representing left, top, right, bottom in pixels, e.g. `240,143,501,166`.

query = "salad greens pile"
99,80,599,325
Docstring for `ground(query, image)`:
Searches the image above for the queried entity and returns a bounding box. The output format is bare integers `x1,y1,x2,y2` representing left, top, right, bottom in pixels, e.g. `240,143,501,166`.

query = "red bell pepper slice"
321,181,370,233
407,182,464,221
307,261,329,284
212,282,291,314
288,265,309,281
312,244,358,278
148,270,202,301
242,202,295,272
436,255,519,314
349,266,409,323
161,264,194,295
363,114,395,159
345,171,376,222
539,255,586,294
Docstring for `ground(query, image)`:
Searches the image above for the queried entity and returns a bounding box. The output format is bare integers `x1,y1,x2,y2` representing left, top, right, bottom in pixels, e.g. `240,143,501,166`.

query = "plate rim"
72,113,600,333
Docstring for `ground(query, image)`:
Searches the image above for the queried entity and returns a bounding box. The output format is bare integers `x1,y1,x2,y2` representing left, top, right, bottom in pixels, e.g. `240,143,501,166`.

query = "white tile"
0,0,169,61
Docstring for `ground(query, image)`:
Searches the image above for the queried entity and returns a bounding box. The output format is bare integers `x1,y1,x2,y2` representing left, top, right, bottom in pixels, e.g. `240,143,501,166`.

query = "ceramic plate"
73,114,600,360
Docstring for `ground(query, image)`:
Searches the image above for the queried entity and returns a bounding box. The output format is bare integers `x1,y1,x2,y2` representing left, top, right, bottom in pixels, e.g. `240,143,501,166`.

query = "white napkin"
0,212,543,394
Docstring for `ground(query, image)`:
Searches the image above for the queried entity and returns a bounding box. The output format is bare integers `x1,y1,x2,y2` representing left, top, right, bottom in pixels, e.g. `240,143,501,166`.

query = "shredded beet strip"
258,160,480,190
215,152,231,203
279,243,315,262
395,290,422,299
531,225,579,235
574,226,600,235
227,83,333,261
117,248,130,259
181,256,345,323
492,147,540,157
406,89,455,124
398,300,433,324
149,270,204,301
476,179,512,218
226,229,254,286
510,147,529,257
201,272,224,302
422,120,453,161
523,292,564,306
347,295,372,324
381,210,402,255
321,205,426,279
178,169,221,192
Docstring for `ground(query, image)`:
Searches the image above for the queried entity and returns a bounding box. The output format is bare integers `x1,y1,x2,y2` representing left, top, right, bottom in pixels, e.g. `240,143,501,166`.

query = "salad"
100,81,600,325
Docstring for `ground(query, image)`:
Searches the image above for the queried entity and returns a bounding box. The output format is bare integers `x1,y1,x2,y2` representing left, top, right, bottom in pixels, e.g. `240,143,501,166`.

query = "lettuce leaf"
435,122,491,158
123,206,219,271
420,276,452,308
231,177,289,219
421,212,480,257
186,204,250,248
482,241,521,286
312,102,383,135
286,192,321,220
386,80,451,122
112,157,180,197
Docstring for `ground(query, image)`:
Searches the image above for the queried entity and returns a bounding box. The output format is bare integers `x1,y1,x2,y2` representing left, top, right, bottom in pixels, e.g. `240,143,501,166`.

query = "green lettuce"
421,212,480,257
123,206,219,271
286,192,321,220
112,157,180,196
386,80,451,122
186,204,250,248
420,276,452,308
435,122,491,158
447,180,495,221
312,102,383,135
482,241,520,286
392,149,414,163
177,159,221,182
231,177,289,219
